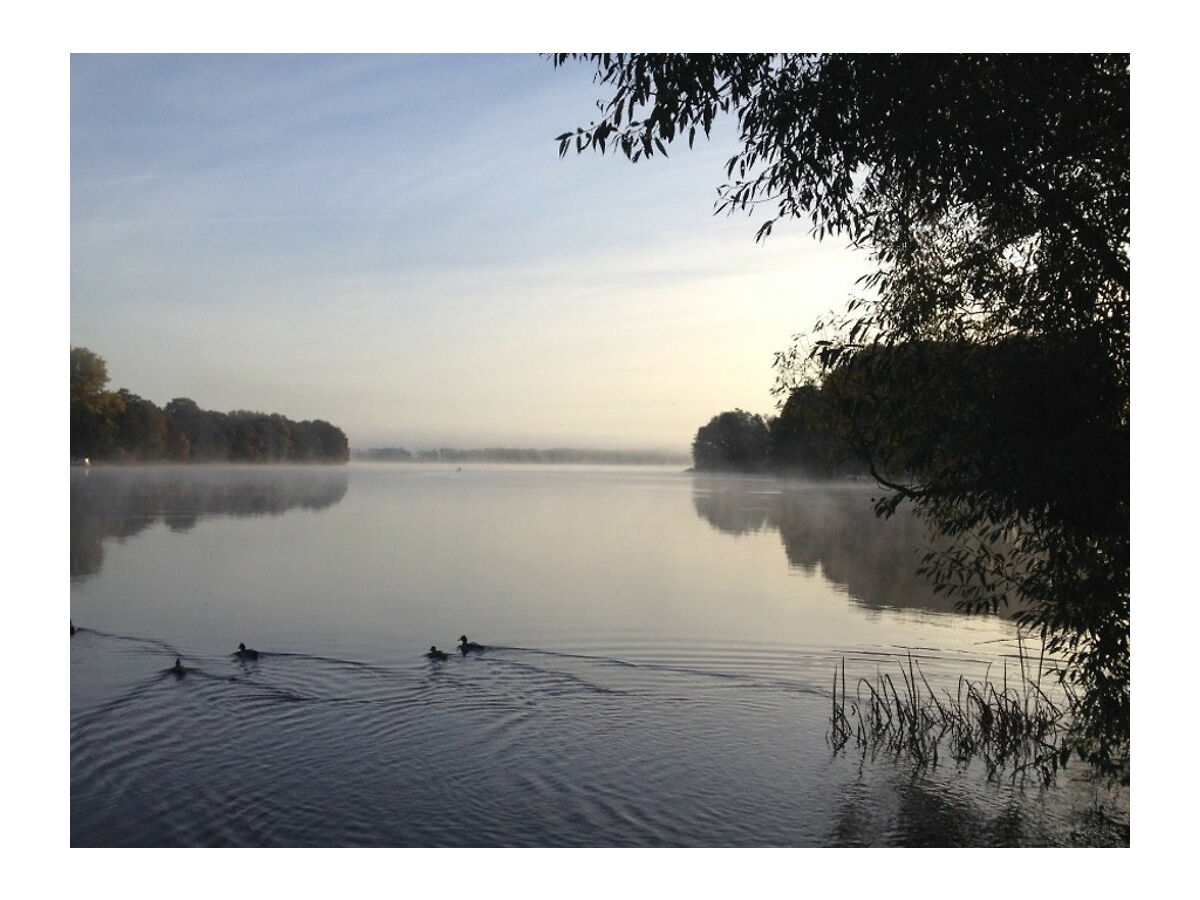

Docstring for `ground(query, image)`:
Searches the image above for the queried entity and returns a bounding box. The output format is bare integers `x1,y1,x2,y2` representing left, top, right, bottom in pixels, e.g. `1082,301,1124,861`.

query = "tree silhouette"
71,348,350,464
691,409,769,471
70,346,124,458
554,54,1128,780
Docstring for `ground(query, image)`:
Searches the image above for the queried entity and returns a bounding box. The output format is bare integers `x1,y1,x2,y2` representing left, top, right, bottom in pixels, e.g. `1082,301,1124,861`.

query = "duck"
171,658,187,677
71,620,77,636
458,635,485,654
235,642,260,660
426,645,449,661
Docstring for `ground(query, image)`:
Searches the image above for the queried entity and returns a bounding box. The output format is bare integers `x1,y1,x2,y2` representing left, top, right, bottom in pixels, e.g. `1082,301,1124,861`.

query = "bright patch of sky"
72,53,872,451
21,4,1176,888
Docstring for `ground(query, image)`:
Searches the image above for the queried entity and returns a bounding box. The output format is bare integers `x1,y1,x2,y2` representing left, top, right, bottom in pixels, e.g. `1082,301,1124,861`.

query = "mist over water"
70,464,1127,846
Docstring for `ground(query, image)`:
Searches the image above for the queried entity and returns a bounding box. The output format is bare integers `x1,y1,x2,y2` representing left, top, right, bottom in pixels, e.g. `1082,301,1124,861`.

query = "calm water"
70,463,1128,846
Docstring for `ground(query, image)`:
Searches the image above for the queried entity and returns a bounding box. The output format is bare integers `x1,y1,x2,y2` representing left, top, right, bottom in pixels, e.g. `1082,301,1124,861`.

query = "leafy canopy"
553,53,1129,780
553,53,1127,357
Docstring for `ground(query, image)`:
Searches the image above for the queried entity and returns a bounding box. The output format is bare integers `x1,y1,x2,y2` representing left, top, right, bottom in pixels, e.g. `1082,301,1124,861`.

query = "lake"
69,463,1128,847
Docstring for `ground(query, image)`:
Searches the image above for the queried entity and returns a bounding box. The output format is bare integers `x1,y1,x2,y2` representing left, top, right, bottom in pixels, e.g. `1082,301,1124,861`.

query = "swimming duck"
426,645,449,661
235,642,259,660
171,658,186,677
458,635,485,654
71,620,76,636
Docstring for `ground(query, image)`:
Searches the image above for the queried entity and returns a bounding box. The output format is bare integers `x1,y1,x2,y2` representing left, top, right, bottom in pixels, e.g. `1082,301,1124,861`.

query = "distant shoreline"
353,447,690,467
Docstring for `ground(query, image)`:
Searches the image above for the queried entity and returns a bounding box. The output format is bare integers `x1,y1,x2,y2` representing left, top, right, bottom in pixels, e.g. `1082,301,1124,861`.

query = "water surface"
70,463,1128,846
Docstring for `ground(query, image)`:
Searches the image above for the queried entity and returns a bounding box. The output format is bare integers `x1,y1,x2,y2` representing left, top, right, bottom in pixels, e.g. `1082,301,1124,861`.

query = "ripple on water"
71,630,1126,846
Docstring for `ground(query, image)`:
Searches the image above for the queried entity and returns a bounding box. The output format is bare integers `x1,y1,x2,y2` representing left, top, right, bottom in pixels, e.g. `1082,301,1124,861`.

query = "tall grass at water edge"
829,635,1075,786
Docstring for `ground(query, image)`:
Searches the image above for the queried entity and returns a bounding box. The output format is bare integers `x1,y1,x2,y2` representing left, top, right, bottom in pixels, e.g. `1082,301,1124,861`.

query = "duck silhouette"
426,645,449,661
71,621,77,636
458,635,485,654
171,658,187,677
235,642,259,660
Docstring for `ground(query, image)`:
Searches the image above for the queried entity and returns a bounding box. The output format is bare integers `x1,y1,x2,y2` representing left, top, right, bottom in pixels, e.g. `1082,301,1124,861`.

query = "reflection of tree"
71,466,349,580
692,476,974,614
690,478,776,537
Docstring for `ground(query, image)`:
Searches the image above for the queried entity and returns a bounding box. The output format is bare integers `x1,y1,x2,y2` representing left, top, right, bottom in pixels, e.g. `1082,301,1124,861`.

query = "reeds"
829,635,1073,786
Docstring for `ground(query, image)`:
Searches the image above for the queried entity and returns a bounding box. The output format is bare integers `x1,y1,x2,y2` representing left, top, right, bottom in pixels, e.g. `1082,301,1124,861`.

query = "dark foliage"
555,53,1128,781
70,347,350,464
691,409,770,471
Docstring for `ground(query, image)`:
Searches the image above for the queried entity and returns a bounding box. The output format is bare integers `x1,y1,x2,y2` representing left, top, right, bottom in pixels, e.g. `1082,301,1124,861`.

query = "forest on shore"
690,337,1122,488
70,347,350,464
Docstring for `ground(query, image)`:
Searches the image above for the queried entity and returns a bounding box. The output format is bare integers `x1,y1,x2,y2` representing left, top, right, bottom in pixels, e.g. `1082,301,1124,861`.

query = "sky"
19,4,1184,888
71,53,872,453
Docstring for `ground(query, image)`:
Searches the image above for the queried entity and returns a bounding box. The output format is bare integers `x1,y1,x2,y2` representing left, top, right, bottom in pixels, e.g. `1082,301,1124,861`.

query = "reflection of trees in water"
691,478,779,537
71,466,349,580
692,476,973,615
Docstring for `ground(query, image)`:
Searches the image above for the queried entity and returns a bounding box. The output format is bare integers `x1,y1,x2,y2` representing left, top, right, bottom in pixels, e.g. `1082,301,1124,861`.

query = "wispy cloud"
72,54,868,451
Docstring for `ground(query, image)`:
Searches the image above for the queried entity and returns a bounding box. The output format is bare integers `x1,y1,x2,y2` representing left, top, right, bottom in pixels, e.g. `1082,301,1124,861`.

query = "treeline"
71,347,350,464
356,446,689,466
694,337,1127,502
697,336,1128,780
691,398,863,477
692,383,868,477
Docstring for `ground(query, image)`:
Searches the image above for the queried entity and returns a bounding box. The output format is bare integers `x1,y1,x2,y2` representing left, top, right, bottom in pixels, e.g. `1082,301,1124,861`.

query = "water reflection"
70,465,1123,846
828,768,1128,847
692,476,987,616
71,465,348,580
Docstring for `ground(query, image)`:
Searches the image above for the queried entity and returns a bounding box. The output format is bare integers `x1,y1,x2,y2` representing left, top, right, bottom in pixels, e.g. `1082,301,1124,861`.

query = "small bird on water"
459,635,485,654
171,658,187,677
71,621,77,636
235,642,259,660
426,645,449,661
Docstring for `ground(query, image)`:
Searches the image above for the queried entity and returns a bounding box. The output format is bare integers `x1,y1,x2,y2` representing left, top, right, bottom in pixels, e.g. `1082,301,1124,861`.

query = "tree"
554,54,1129,780
70,347,124,458
113,389,167,460
69,373,350,465
308,419,351,463
70,346,110,405
691,409,770,471
165,397,230,461
227,412,268,462
768,384,860,477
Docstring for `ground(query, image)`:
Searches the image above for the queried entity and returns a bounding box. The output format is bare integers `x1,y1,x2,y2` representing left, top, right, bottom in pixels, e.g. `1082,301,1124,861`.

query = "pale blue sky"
26,8,1178,889
71,53,870,451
